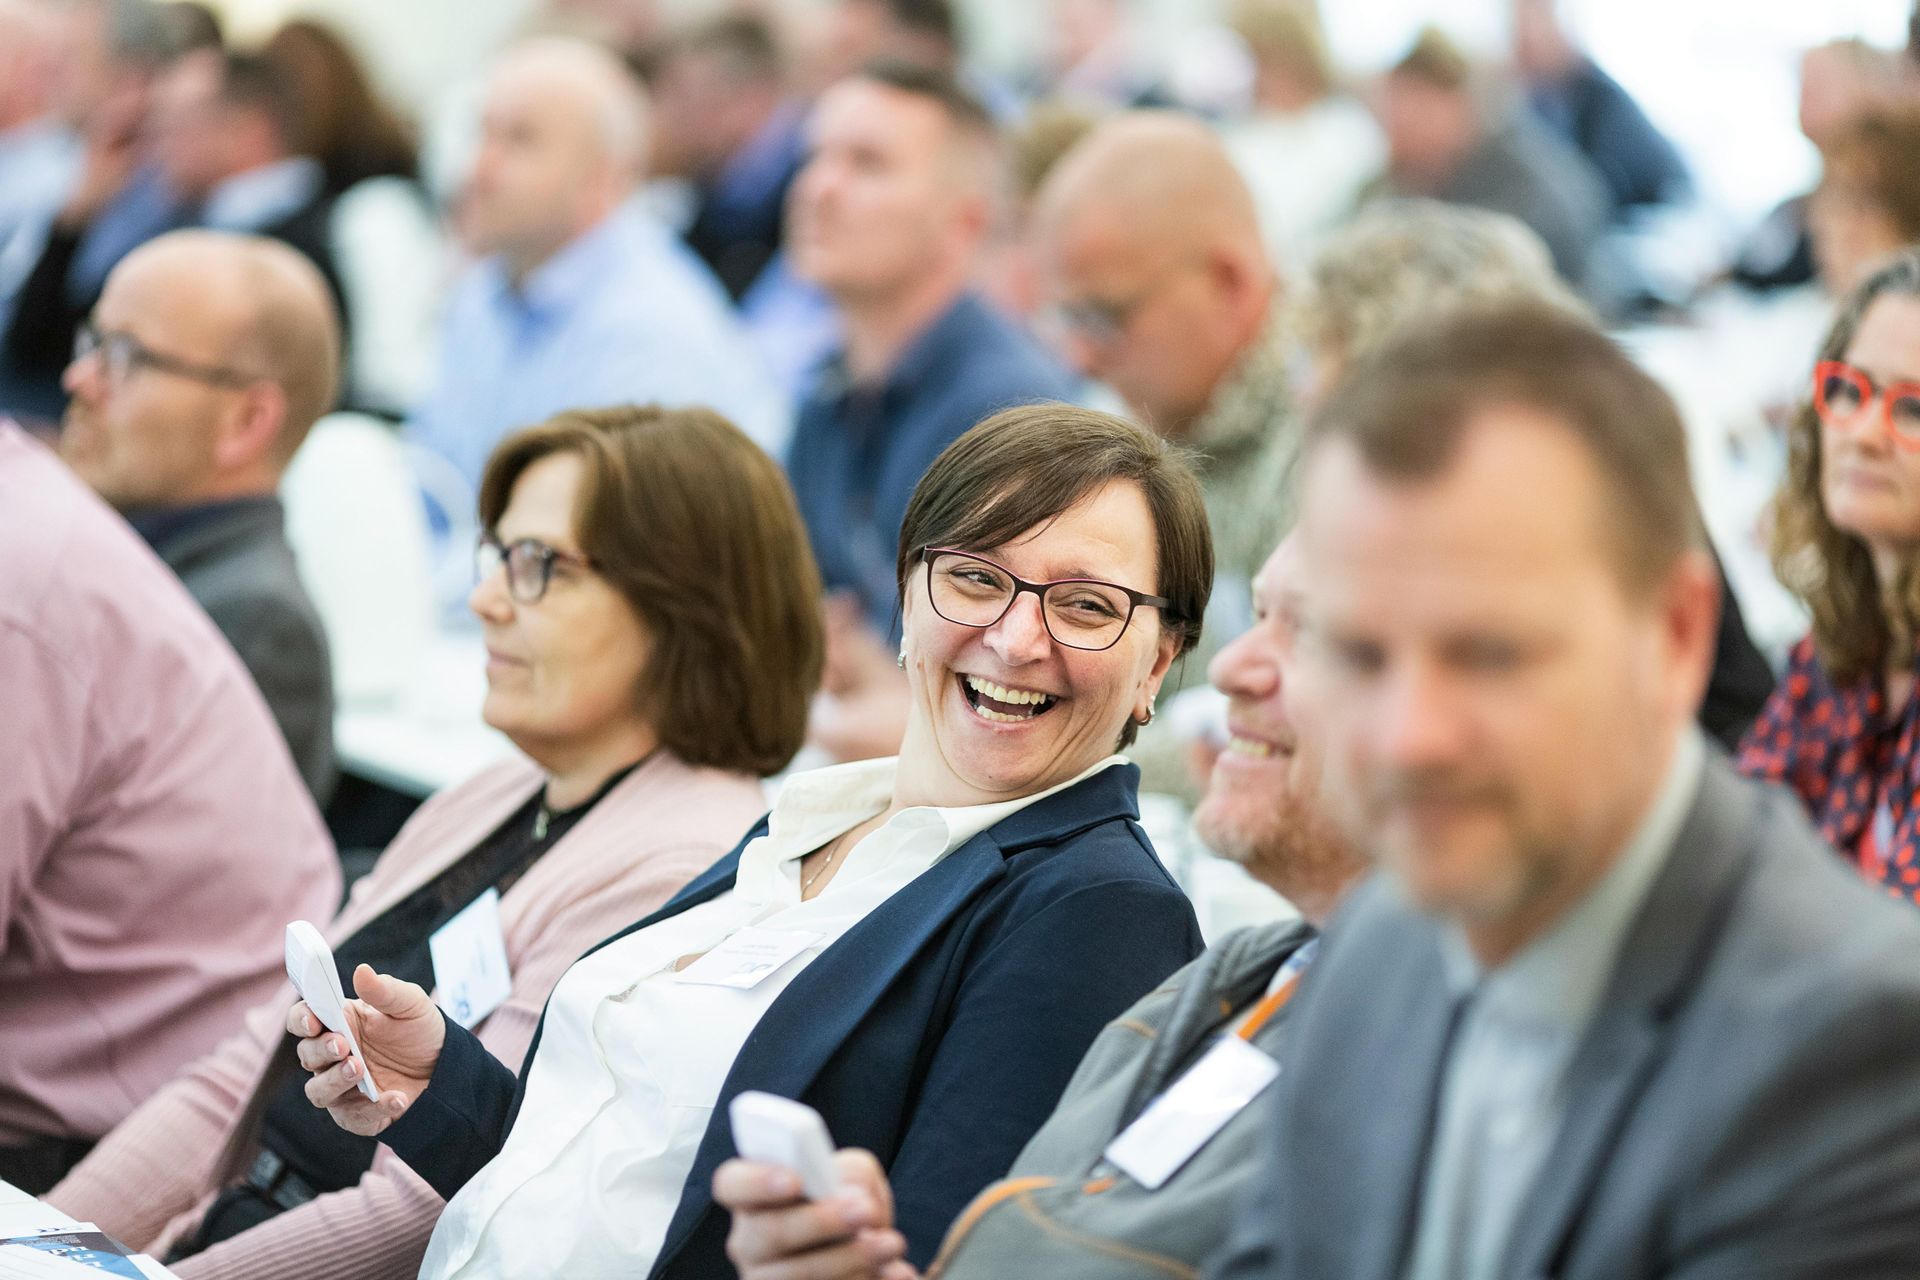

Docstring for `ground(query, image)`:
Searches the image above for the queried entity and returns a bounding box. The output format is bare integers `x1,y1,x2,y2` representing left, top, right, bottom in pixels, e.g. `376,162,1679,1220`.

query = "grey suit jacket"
152,497,336,805
1208,752,1920,1280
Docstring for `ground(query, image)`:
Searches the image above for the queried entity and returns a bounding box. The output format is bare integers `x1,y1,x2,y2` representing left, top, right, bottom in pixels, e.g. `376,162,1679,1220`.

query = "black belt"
245,1149,320,1212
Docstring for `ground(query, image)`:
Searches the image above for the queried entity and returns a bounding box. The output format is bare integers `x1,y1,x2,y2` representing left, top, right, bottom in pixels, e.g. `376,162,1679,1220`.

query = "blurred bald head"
1034,111,1277,436
62,231,341,511
465,35,650,278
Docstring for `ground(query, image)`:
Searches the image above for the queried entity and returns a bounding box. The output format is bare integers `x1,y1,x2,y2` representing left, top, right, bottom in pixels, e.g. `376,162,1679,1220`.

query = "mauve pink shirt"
0,424,340,1145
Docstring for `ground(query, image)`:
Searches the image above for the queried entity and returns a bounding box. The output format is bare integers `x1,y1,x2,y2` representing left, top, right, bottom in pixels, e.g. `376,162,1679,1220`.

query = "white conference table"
0,1180,176,1277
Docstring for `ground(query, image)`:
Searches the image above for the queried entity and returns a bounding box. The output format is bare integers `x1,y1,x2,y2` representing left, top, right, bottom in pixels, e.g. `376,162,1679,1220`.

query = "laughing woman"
289,404,1211,1278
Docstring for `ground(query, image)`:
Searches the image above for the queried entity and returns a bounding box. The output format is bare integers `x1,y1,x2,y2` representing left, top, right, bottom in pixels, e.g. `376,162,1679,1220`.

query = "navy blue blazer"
383,763,1202,1278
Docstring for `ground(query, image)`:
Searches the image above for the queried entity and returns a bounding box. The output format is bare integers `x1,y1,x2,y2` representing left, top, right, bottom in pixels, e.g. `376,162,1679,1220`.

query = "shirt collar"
818,291,983,406
1440,725,1706,1032
124,494,280,554
489,202,656,318
199,156,323,232
758,752,1130,870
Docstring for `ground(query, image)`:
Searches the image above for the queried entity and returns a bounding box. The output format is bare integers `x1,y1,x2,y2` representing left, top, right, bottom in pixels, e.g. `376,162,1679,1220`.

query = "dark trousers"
0,1135,95,1196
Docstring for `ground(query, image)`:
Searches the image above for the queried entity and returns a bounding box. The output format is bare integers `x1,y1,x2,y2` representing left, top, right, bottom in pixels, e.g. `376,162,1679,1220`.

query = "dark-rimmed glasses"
921,547,1170,652
72,321,262,390
1813,359,1920,450
476,534,595,604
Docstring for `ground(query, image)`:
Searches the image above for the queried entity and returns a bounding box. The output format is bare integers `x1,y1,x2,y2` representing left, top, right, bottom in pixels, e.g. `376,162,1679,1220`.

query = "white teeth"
965,675,1053,706
970,703,1027,724
1226,736,1275,759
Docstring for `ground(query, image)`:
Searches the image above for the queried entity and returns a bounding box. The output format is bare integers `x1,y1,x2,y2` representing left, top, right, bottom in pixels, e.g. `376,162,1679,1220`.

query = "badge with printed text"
1103,1036,1280,1190
671,927,821,989
429,888,514,1029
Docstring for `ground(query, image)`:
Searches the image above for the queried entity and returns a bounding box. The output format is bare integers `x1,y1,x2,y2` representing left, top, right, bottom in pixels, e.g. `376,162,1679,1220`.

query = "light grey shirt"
1404,726,1706,1280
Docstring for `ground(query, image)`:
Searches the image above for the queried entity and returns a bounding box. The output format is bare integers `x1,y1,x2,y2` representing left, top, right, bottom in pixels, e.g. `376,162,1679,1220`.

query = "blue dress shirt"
405,203,790,493
785,291,1075,634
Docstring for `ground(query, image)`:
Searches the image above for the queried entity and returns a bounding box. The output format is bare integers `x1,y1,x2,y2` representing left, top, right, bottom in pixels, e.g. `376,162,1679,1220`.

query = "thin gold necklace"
801,829,854,894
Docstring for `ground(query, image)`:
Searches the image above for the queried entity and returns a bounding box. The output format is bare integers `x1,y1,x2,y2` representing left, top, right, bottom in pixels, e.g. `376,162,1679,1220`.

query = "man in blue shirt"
784,61,1074,640
405,37,788,496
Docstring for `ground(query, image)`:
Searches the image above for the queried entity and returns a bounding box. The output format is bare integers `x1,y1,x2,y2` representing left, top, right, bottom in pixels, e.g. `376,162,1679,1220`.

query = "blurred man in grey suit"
60,229,338,803
1208,302,1920,1280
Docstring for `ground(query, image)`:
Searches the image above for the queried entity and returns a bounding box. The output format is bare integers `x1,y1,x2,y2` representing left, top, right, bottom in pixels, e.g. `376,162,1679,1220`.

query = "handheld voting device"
285,921,380,1102
729,1091,843,1200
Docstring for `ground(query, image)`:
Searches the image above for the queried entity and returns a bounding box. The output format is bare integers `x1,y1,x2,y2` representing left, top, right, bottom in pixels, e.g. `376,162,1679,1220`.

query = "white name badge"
429,888,514,1030
1103,1035,1281,1191
673,927,821,989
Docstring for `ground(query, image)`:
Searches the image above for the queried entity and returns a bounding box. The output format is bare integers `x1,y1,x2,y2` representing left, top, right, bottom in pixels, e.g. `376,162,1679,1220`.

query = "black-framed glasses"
72,321,262,389
921,547,1171,652
476,534,595,604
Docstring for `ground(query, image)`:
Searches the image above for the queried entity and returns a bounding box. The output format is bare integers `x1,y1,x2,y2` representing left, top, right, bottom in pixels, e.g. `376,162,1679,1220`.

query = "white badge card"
1103,1036,1281,1191
429,888,514,1030
673,927,821,989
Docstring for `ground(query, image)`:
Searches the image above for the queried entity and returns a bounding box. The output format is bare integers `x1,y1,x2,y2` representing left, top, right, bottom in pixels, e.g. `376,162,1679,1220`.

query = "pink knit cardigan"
49,750,769,1280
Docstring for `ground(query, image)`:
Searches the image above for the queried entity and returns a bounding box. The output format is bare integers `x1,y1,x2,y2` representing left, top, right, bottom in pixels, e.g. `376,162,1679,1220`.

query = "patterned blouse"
1737,636,1920,905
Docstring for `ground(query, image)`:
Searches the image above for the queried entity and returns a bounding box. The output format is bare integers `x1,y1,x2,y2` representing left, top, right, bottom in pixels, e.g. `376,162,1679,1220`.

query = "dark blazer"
1207,749,1920,1280
383,763,1203,1278
148,497,336,805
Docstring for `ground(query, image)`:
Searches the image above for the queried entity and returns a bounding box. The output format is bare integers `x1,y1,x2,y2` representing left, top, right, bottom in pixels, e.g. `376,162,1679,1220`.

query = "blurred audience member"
0,0,66,245
155,1,220,61
978,100,1098,326
1219,0,1383,275
651,14,804,302
718,533,1364,1280
1296,200,1774,749
0,420,338,1195
5,48,347,425
1034,113,1292,775
1368,27,1608,298
0,0,181,426
787,61,1072,644
50,404,822,1280
262,20,416,198
1807,107,1920,297
1511,0,1689,221
1742,250,1920,905
805,0,963,89
543,0,665,64
262,18,441,415
1733,39,1904,294
60,230,340,803
406,37,786,495
1034,0,1158,109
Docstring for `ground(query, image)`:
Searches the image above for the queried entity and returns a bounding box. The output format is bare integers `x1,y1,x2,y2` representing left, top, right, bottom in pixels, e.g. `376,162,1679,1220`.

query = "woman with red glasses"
1740,248,1920,904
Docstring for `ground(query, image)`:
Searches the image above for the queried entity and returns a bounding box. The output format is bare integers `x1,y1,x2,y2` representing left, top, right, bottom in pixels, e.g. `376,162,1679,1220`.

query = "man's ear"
213,381,289,474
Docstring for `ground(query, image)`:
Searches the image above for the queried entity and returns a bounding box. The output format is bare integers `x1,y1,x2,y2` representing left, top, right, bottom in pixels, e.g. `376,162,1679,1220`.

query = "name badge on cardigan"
1103,1036,1280,1190
430,888,514,1029
673,927,822,989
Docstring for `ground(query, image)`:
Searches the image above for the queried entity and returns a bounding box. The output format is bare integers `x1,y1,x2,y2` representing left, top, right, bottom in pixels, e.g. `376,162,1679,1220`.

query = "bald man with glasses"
61,228,341,804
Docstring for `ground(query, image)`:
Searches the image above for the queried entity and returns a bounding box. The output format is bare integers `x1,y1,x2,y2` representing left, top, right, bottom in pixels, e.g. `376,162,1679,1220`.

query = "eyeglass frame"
72,320,264,390
1811,359,1920,452
1045,253,1208,349
476,532,596,604
919,546,1172,652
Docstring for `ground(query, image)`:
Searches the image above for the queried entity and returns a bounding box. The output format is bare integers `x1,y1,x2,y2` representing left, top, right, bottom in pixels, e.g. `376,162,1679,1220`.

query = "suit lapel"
1501,758,1758,1279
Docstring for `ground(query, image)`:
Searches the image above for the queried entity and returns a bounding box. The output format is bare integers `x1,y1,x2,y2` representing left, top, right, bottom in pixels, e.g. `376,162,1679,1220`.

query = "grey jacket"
1207,753,1920,1280
928,919,1316,1280
150,497,336,805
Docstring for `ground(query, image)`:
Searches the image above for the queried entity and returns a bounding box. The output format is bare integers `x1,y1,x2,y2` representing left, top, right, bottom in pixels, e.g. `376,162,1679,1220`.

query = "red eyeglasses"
1812,360,1920,450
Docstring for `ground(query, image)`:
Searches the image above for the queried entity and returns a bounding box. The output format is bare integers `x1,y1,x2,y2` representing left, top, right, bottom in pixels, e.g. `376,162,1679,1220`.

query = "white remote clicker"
285,921,380,1101
729,1091,844,1200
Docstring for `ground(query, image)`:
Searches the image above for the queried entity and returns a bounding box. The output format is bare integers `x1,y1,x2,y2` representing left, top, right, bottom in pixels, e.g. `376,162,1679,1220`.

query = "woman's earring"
1137,696,1157,727
896,649,907,669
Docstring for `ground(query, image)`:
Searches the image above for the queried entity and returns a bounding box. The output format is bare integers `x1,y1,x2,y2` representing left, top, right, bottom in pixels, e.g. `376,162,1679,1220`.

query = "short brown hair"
1391,25,1471,93
894,403,1214,747
1773,248,1920,684
1306,301,1703,594
1230,0,1334,99
479,405,824,776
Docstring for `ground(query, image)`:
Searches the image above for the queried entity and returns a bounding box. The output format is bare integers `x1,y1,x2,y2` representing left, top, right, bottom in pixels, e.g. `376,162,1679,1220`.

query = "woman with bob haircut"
289,402,1211,1278
1741,248,1920,906
50,404,823,1279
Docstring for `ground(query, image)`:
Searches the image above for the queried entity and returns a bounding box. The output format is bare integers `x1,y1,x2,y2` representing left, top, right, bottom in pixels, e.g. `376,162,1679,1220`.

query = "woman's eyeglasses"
921,547,1169,652
1812,359,1920,451
475,534,594,603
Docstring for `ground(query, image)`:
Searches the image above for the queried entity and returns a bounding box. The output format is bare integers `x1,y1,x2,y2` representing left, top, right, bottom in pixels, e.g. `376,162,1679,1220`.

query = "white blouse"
418,754,1126,1280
